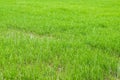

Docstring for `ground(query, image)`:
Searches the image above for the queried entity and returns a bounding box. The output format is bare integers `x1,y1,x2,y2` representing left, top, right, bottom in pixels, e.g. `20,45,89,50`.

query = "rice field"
0,0,120,80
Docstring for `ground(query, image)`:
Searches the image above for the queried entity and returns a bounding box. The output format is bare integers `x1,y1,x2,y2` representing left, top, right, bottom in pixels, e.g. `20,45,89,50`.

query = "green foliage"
0,0,120,80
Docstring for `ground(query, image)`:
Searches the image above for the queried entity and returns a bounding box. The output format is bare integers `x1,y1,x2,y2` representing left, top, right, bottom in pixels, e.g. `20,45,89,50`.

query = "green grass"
0,0,120,80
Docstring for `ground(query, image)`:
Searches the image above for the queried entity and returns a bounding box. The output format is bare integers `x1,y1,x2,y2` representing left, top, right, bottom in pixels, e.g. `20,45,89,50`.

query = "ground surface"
0,0,120,80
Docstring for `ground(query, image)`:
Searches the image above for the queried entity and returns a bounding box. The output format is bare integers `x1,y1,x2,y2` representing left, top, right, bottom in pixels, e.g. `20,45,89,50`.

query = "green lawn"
0,0,120,80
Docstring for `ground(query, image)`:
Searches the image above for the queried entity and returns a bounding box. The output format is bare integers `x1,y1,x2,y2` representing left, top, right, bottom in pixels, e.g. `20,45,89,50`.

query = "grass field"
0,0,120,80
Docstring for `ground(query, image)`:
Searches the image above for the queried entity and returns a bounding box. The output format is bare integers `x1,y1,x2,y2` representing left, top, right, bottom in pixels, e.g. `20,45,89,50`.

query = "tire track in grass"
86,42,120,57
5,25,54,40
